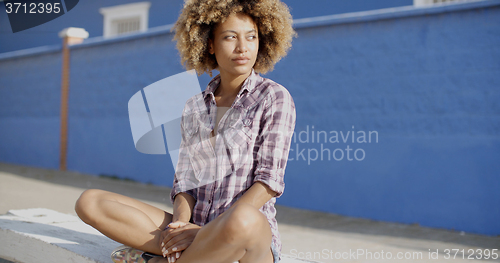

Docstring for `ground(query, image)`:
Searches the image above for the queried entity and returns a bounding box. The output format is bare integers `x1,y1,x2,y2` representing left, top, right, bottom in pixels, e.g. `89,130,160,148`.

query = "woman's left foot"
111,245,146,263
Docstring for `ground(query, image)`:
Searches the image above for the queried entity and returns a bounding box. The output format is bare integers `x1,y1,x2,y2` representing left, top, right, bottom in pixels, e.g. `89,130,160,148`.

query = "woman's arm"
172,192,196,223
159,192,198,260
232,181,277,209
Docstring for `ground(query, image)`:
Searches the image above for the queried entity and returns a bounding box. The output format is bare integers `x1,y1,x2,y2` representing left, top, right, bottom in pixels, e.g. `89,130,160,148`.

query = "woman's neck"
215,70,252,98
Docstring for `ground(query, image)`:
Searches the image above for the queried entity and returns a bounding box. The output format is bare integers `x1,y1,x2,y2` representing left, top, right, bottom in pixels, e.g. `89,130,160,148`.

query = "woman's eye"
224,35,236,39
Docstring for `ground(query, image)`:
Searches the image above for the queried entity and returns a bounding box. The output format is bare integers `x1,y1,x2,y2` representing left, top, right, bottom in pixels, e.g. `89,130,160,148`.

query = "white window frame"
414,0,479,6
99,2,151,38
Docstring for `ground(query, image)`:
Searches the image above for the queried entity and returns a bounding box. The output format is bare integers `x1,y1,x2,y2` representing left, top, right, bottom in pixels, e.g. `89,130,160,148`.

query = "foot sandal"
111,245,147,263
142,252,163,262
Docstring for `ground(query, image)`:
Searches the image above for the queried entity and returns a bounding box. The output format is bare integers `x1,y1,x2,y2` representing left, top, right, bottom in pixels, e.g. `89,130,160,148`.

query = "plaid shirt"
170,69,296,256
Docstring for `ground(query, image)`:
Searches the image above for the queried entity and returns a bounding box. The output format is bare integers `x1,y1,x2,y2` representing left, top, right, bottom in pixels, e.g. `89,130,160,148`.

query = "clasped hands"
159,221,201,263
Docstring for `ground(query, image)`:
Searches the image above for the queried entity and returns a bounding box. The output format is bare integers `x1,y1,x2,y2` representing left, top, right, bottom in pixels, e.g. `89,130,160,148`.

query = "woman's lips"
233,57,250,65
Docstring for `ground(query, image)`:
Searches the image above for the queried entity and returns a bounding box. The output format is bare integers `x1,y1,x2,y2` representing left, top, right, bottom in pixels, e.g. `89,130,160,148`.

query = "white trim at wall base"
414,0,483,6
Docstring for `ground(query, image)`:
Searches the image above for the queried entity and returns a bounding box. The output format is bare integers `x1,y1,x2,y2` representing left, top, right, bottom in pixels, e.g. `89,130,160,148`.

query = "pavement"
0,162,499,263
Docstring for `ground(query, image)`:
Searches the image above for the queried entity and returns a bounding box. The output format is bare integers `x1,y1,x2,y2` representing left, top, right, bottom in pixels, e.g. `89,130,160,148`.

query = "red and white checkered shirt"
171,69,296,256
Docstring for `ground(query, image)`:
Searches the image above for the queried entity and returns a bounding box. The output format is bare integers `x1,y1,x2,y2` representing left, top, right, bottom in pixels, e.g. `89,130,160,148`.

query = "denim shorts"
271,243,280,263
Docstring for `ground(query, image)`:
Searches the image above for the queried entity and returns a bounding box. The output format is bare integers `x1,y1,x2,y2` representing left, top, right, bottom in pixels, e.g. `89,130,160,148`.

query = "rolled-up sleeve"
253,86,296,198
170,104,198,204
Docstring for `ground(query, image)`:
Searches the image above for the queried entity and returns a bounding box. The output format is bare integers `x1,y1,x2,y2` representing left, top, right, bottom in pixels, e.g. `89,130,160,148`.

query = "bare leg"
156,203,274,263
76,190,273,263
75,189,172,255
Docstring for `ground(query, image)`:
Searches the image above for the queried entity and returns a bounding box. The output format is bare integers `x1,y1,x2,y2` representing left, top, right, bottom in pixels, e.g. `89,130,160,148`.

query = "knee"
75,189,102,224
222,203,268,243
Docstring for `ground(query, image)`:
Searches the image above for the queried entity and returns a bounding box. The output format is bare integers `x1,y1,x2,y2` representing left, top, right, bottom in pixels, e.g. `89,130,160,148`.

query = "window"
99,2,151,38
114,17,141,35
414,0,479,6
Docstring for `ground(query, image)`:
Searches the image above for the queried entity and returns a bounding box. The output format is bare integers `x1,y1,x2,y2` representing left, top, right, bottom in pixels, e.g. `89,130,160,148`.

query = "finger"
167,248,183,263
165,239,193,257
168,221,188,229
171,240,191,254
160,221,193,247
167,222,180,229
161,228,184,249
163,248,174,259
164,235,185,254
165,243,187,262
163,239,180,256
164,228,198,254
160,230,171,247
159,229,170,248
162,234,186,257
168,222,180,228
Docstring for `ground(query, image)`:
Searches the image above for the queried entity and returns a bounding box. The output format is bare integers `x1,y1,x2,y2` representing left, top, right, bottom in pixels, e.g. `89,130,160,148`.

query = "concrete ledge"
0,208,120,263
0,209,318,263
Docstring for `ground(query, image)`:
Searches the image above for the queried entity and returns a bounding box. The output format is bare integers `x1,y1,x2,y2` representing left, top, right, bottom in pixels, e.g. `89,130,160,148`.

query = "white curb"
0,208,319,263
0,208,120,263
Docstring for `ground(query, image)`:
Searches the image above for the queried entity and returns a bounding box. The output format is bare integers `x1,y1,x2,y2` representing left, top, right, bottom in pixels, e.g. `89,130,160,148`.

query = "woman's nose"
236,39,248,53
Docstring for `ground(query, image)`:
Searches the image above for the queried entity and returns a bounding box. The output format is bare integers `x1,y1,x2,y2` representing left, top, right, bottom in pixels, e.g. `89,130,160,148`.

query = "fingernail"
161,242,164,247
172,247,177,252
176,252,180,258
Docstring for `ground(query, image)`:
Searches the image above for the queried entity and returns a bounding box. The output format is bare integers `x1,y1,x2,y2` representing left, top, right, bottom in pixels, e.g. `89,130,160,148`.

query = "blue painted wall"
0,50,62,168
269,2,500,235
0,1,498,235
0,0,413,53
66,34,184,185
0,0,185,53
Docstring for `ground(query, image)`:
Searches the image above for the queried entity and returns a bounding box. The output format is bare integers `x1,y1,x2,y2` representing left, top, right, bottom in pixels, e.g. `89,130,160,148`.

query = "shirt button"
243,118,252,126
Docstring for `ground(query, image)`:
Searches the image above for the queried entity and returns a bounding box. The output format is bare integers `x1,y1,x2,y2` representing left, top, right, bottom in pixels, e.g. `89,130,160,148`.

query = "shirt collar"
203,69,259,101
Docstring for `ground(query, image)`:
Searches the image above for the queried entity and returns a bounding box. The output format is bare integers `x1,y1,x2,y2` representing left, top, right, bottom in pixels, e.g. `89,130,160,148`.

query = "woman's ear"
208,38,214,55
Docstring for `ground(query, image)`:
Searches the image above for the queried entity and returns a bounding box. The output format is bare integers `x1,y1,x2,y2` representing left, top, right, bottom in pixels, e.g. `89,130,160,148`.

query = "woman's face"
209,13,259,78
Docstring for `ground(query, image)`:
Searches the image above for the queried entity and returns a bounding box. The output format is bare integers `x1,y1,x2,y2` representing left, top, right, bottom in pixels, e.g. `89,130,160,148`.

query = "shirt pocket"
223,113,254,170
183,114,201,151
183,113,208,180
